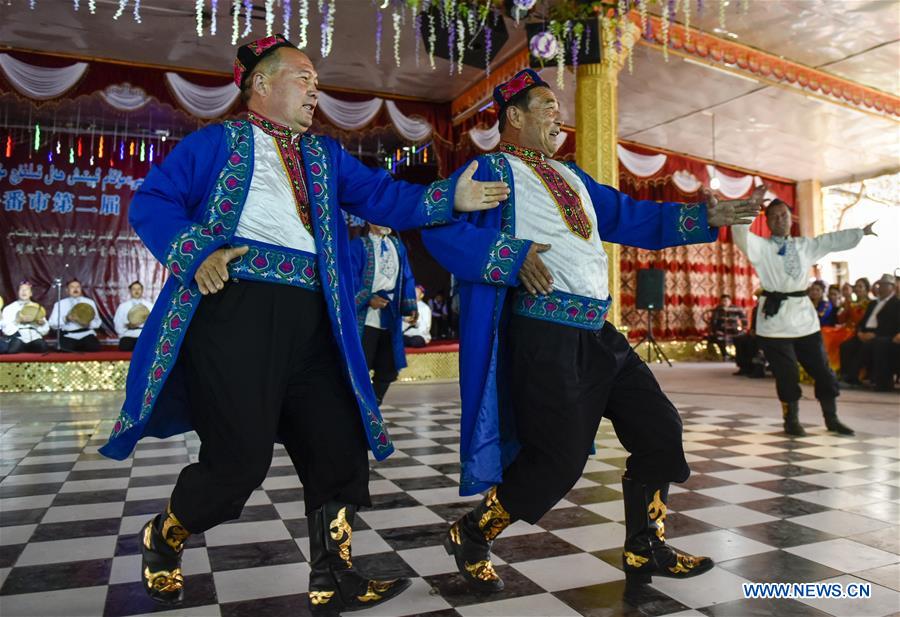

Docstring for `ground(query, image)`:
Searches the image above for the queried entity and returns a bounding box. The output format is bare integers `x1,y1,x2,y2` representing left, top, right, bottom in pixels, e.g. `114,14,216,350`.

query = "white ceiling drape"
98,83,151,111
165,72,240,119
0,53,88,100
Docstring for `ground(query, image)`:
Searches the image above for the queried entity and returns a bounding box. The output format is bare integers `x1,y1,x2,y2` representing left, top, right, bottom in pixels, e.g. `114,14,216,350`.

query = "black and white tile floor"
0,387,898,617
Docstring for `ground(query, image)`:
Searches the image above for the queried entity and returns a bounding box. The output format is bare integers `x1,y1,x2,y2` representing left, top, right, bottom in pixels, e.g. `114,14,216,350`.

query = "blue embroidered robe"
100,121,455,462
421,153,719,496
350,234,418,371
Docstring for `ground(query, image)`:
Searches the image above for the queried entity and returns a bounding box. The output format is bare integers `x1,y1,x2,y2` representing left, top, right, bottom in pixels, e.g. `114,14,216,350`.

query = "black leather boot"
621,477,713,585
443,486,513,592
307,502,410,615
782,401,806,436
820,398,854,435
140,503,190,605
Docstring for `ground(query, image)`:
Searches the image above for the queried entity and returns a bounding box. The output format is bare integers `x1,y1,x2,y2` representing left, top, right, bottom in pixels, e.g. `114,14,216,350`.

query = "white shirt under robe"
365,233,400,330
1,300,50,343
504,153,608,301
234,125,318,253
732,225,863,338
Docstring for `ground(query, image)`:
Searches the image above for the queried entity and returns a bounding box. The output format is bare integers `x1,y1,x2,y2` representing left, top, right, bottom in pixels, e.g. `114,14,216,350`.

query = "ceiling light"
710,175,721,190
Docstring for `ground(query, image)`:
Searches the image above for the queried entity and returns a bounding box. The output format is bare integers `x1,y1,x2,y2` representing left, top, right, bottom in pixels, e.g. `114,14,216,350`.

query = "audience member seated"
733,292,766,377
429,291,450,340
839,277,872,328
49,279,102,352
707,294,748,361
839,273,900,391
403,285,432,348
822,284,843,327
1,281,49,354
808,280,834,327
114,281,154,351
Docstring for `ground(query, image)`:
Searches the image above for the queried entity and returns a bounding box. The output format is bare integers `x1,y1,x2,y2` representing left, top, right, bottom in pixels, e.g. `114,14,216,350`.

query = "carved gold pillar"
575,60,623,324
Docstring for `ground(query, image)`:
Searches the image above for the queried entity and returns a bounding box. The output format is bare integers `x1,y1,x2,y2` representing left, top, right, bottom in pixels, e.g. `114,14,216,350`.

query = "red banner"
1,147,167,336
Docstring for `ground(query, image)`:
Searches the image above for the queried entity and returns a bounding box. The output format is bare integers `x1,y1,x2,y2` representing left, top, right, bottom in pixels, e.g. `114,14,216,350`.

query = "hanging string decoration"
298,0,309,48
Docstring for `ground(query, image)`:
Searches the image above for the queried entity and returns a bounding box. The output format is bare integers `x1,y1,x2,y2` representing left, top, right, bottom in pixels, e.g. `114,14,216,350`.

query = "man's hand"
453,161,510,212
863,220,877,236
369,296,389,310
406,311,419,324
858,331,876,342
519,242,553,296
195,245,249,295
704,184,766,227
892,332,900,344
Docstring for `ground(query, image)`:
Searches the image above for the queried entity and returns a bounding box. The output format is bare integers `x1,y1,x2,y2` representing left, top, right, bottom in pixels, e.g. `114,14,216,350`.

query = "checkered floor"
1,393,899,617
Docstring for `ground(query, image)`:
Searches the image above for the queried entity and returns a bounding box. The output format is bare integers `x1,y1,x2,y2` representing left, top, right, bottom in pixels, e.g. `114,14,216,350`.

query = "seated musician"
113,281,154,351
49,279,102,352
0,281,50,353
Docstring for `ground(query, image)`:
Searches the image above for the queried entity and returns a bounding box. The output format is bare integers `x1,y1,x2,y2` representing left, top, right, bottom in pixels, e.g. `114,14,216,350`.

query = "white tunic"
732,225,863,338
504,154,609,301
234,125,317,253
113,298,155,339
49,296,102,339
365,234,400,330
1,300,50,343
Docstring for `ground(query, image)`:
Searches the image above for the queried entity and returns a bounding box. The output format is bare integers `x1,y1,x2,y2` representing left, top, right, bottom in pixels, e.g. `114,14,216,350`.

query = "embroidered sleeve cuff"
480,234,532,286
421,178,454,228
676,202,717,244
401,298,418,315
165,222,229,287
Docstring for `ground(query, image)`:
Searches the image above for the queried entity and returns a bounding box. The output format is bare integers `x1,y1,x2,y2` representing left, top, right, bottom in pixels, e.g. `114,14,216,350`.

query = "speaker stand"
631,309,672,367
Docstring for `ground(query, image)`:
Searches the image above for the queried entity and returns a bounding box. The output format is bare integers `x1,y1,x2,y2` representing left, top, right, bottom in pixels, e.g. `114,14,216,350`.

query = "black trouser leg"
24,339,48,353
61,334,100,352
793,331,840,401
4,337,23,354
363,326,398,403
758,336,802,403
870,337,898,390
170,282,370,532
839,337,865,382
119,337,138,351
499,319,688,524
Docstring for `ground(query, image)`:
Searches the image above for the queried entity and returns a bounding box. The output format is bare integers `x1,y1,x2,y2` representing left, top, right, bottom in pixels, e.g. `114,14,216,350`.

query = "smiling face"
67,281,82,298
853,278,870,300
247,48,319,132
502,87,562,157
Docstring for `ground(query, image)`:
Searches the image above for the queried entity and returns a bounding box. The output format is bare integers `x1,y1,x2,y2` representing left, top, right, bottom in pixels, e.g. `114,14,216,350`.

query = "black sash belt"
760,290,807,319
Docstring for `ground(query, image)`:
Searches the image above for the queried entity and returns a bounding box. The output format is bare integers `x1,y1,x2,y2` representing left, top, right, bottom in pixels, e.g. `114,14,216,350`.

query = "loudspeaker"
636,269,665,310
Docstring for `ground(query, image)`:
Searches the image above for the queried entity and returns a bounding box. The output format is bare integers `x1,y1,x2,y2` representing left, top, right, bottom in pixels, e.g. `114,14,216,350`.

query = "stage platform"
0,343,462,393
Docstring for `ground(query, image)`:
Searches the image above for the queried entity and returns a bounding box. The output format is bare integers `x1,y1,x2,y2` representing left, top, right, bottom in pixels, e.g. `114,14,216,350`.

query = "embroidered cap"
234,34,297,88
492,68,550,111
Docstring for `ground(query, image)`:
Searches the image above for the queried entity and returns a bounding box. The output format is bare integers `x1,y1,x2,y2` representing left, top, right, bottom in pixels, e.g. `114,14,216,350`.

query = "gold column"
575,60,623,325
796,179,824,238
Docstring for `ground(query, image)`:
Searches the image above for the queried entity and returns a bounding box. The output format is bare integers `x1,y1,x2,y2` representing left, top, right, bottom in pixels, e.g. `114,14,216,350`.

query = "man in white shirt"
49,279,102,352
1,281,49,354
733,199,875,436
352,224,418,404
114,281,155,351
403,285,432,348
840,273,900,391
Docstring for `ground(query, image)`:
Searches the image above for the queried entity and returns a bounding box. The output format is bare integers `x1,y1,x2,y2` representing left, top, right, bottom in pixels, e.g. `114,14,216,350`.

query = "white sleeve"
35,315,50,336
807,229,864,262
731,224,758,259
113,303,128,337
420,304,432,339
49,301,63,330
89,299,103,330
0,305,15,336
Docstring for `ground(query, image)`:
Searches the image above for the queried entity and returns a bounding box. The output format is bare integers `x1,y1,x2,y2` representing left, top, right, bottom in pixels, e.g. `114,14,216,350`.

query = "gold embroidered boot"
139,503,190,605
443,486,513,592
621,476,713,585
307,502,410,616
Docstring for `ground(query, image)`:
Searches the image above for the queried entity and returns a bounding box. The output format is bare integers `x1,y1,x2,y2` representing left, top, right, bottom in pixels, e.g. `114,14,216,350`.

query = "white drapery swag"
165,73,240,119
672,170,703,194
316,91,384,131
98,83,151,111
0,53,87,100
467,121,569,153
385,101,431,142
706,164,755,199
617,144,666,177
